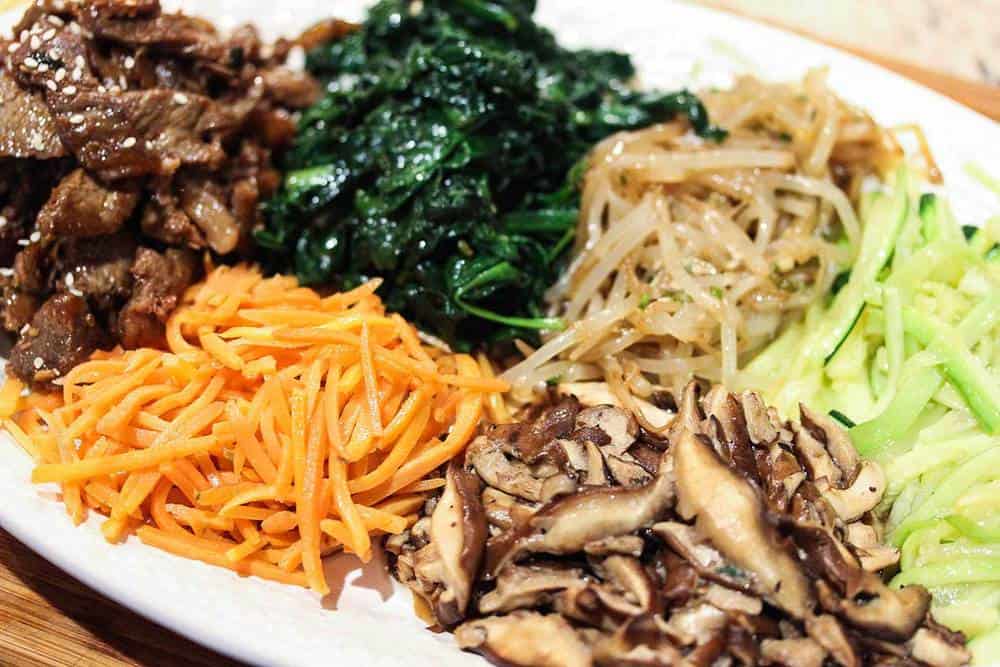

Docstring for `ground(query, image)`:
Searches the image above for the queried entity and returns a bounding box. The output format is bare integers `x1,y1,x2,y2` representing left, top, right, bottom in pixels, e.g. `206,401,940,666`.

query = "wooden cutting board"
1,10,998,667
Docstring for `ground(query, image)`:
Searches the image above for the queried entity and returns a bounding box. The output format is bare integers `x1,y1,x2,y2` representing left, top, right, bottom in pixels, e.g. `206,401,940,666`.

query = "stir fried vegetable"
258,0,723,349
743,168,1000,662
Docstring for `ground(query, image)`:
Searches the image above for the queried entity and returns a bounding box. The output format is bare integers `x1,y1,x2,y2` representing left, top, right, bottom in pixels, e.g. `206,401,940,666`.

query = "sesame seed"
54,67,65,81
98,85,106,93
42,29,56,41
68,286,83,297
63,84,76,95
18,323,29,335
173,92,189,104
33,357,43,370
29,231,40,243
19,30,28,43
37,63,48,73
7,42,19,53
121,136,136,148
71,67,81,81
16,239,28,246
69,22,81,35
48,48,60,60
74,54,84,67
0,216,7,227
64,272,74,286
47,15,64,27
29,35,40,50
45,79,56,91
123,56,134,69
69,113,83,124
0,268,14,278
23,56,37,69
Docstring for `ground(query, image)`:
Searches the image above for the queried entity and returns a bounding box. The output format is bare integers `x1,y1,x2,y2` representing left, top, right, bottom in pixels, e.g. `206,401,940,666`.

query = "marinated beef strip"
0,0,319,386
388,383,971,667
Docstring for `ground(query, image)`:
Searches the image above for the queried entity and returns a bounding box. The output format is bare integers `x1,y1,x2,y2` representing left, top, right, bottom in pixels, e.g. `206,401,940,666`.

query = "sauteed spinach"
258,0,724,349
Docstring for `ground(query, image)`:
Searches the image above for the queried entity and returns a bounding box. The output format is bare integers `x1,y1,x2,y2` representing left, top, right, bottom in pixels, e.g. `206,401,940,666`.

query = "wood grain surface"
1,8,998,667
0,529,242,667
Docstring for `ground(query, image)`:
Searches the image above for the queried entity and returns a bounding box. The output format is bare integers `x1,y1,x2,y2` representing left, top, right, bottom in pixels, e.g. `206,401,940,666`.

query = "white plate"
0,2,998,666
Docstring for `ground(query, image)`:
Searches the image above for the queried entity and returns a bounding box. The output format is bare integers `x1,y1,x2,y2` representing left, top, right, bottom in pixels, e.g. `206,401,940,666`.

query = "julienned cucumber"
902,308,1000,435
803,172,910,366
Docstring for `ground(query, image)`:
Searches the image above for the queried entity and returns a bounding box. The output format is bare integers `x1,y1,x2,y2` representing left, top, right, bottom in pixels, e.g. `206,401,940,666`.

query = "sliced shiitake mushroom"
455,611,592,667
478,563,588,615
673,430,812,618
489,448,674,575
410,460,486,626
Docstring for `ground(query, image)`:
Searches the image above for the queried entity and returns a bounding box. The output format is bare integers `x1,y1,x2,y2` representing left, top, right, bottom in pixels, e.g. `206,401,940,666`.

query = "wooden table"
0,529,242,667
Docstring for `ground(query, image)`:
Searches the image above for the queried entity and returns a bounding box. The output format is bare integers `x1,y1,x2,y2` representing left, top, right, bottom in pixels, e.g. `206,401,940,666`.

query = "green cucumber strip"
971,626,1000,664
958,291,1000,343
892,556,1000,589
891,447,1000,546
849,361,942,458
903,307,1000,434
947,515,1000,543
802,170,909,366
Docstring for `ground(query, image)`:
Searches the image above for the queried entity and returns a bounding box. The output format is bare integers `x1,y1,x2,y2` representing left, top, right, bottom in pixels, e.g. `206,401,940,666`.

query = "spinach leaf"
259,0,725,350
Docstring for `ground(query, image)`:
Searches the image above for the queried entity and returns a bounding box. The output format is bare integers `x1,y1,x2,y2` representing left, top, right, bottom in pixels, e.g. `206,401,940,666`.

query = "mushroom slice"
481,486,537,531
592,615,686,667
555,582,626,630
558,438,609,486
800,405,859,482
661,602,728,647
478,563,588,614
816,577,930,642
791,422,841,486
606,453,653,487
466,435,574,503
739,391,779,445
844,522,899,572
575,405,637,457
599,555,656,612
584,535,645,557
559,381,672,428
490,449,673,575
815,460,885,523
412,460,487,626
704,584,762,615
673,430,812,618
668,382,704,441
651,522,753,592
760,638,827,667
906,628,972,667
455,612,592,667
805,614,858,667
466,435,544,501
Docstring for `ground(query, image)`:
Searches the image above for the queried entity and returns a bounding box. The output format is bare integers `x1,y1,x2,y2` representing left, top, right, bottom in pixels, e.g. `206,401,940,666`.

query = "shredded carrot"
5,264,502,595
0,376,24,419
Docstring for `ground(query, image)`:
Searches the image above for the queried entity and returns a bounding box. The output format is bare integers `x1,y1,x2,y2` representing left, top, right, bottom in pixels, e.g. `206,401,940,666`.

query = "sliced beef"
80,10,217,52
178,177,240,254
51,89,238,179
56,232,137,312
38,169,139,239
0,69,65,159
9,293,107,386
261,68,321,109
140,177,203,247
0,0,318,383
117,247,197,348
0,285,40,333
13,243,50,294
